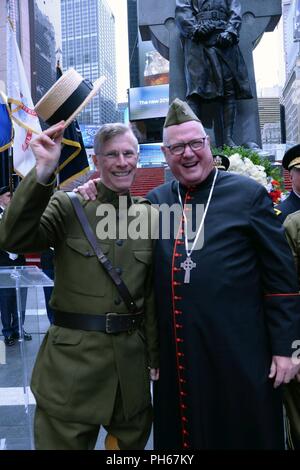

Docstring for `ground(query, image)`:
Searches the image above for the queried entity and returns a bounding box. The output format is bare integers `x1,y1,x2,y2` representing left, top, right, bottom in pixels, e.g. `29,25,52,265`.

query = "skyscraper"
127,0,139,88
61,0,117,125
29,0,57,104
282,0,300,144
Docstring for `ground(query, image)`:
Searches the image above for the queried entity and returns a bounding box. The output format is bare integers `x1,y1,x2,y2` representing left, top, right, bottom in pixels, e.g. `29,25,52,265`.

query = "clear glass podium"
0,266,53,450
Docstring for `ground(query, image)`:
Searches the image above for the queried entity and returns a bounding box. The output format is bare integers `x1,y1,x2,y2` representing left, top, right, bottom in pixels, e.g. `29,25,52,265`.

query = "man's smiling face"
96,131,138,194
162,121,214,187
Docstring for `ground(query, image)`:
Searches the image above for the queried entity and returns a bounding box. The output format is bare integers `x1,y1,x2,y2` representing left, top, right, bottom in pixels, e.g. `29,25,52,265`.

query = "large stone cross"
139,0,282,146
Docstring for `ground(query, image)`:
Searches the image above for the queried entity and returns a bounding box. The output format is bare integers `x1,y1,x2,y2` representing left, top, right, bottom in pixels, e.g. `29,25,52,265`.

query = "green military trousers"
34,387,153,450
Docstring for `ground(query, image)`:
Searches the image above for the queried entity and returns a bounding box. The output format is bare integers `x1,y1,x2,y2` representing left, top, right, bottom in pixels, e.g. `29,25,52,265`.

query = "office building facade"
281,0,300,144
61,0,117,125
29,0,57,104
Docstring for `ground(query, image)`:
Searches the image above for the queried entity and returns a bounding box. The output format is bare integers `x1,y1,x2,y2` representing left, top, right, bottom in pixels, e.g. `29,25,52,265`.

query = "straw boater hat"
282,144,300,171
213,154,230,171
164,98,200,127
34,69,106,128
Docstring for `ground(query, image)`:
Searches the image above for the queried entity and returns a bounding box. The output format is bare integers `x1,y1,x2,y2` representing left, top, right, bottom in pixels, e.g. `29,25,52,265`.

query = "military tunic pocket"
133,250,152,265
31,326,84,406
62,237,110,297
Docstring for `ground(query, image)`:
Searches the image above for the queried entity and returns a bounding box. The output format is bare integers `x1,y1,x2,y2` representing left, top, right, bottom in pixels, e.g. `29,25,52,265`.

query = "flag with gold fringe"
6,20,41,176
56,63,90,188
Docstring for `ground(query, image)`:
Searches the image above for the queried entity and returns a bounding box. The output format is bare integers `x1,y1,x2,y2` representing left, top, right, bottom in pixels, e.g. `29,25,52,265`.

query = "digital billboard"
80,125,99,148
138,143,165,167
129,84,169,121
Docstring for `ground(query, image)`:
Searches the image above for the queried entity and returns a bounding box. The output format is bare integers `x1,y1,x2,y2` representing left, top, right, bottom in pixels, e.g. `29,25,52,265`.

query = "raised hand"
30,121,65,184
74,178,100,201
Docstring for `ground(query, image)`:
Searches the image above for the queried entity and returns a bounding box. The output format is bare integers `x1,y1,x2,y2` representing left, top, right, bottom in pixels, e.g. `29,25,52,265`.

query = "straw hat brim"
64,76,106,128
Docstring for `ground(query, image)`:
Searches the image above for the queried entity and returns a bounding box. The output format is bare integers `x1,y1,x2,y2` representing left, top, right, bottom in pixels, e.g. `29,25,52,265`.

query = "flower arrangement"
213,145,288,205
228,153,268,188
266,178,288,204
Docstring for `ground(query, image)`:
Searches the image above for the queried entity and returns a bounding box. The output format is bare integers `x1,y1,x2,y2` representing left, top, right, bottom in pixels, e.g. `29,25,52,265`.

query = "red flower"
269,190,282,204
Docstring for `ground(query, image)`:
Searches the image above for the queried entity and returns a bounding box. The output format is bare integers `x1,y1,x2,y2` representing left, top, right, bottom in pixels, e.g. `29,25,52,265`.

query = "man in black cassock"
146,99,300,449
74,102,300,449
276,145,300,223
175,0,252,146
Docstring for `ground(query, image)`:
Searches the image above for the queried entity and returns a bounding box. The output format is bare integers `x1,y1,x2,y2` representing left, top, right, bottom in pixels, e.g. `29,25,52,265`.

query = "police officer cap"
213,154,230,171
0,185,9,196
282,144,300,170
164,98,201,128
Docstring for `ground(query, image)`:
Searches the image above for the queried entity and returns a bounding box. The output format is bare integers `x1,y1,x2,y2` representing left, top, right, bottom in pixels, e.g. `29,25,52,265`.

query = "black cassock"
147,169,300,449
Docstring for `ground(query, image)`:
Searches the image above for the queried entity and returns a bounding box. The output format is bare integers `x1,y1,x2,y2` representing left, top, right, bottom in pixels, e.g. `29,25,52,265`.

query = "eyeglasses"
101,150,138,159
165,137,208,156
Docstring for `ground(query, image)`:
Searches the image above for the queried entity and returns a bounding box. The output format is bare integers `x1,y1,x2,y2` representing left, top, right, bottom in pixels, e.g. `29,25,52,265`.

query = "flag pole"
8,102,14,197
8,146,14,197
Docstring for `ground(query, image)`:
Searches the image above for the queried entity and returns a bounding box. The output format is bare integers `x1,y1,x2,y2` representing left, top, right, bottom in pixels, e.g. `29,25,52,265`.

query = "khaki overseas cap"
164,98,200,128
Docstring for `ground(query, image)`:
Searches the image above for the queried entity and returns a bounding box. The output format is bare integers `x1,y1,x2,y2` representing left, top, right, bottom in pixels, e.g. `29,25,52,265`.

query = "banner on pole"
6,21,41,176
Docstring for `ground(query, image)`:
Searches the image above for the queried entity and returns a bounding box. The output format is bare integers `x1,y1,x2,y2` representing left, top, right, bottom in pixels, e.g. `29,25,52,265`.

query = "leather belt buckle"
105,312,118,334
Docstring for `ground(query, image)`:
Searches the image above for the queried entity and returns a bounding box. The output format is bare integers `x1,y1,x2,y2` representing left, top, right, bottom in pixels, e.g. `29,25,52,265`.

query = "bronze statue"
175,0,252,146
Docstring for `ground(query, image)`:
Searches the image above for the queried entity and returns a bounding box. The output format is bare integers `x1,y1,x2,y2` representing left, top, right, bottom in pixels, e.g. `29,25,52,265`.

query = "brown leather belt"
53,310,143,334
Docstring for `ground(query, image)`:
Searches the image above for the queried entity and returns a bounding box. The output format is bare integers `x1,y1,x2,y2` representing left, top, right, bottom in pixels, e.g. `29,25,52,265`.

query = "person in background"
0,186,31,346
213,153,230,171
276,145,300,222
283,210,300,449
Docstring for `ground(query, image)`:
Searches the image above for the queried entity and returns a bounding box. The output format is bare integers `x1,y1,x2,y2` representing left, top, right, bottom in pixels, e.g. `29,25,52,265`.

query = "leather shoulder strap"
67,192,138,313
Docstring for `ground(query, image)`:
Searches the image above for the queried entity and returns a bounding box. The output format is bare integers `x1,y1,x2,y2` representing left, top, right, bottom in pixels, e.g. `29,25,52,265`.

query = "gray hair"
94,123,138,155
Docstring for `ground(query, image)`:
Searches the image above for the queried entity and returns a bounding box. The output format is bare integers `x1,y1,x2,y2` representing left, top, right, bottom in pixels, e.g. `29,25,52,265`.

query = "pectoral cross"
180,256,196,284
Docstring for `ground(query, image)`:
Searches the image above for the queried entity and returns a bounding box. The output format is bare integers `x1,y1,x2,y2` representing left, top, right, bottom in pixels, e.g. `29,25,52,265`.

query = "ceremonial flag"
0,92,13,152
56,64,90,188
295,0,300,41
6,20,41,176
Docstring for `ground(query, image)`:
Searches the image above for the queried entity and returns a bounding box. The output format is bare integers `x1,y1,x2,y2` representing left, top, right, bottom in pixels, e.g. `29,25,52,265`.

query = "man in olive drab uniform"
276,145,300,222
283,210,300,449
0,122,159,450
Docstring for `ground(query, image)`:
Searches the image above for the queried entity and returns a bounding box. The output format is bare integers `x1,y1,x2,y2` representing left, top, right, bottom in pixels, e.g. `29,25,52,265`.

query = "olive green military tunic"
0,168,159,425
284,210,300,286
283,210,300,449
